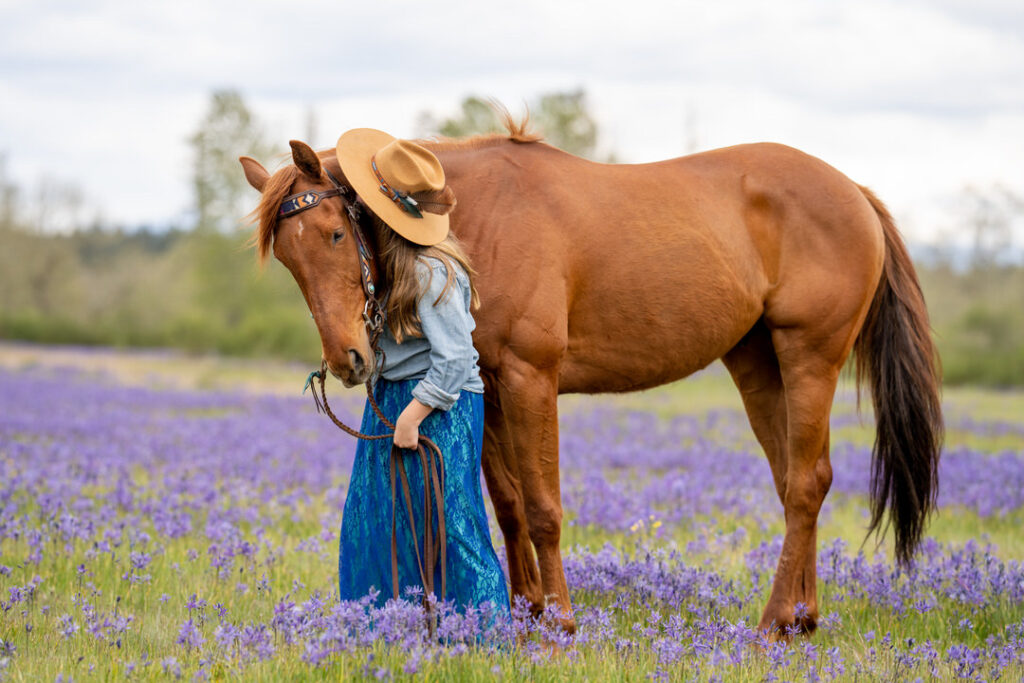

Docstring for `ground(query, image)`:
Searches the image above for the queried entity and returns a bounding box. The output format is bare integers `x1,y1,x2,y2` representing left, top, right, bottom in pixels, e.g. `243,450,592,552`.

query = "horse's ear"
239,156,269,192
290,140,322,179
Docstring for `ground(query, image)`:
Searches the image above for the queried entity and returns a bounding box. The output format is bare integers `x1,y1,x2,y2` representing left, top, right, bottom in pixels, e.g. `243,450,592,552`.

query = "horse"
239,116,942,639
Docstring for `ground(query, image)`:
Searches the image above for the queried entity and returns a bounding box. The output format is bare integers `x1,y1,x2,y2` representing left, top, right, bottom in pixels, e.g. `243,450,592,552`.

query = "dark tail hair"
854,186,943,567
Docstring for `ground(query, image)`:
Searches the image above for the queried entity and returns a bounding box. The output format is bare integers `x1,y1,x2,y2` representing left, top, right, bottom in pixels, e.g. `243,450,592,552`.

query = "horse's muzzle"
325,349,373,387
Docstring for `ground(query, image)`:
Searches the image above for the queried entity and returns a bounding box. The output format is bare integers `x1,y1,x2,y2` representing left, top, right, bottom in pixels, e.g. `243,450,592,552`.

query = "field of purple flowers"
1,345,1023,681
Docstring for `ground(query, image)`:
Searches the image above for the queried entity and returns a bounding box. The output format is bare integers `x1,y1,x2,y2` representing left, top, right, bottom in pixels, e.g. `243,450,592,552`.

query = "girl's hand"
393,398,433,449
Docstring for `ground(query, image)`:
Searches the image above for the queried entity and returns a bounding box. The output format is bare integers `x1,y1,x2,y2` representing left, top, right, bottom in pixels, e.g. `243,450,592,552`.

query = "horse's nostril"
348,349,365,375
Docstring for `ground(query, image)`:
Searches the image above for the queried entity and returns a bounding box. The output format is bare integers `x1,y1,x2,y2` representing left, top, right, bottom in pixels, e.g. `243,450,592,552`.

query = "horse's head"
240,141,376,387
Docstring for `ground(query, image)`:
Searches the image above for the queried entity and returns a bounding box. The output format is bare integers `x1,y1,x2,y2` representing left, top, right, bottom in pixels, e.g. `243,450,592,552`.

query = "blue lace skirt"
338,379,510,613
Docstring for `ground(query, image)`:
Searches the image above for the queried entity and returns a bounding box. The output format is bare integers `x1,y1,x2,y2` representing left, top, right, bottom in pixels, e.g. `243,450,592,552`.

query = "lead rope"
305,363,447,623
303,366,448,610
301,185,446,635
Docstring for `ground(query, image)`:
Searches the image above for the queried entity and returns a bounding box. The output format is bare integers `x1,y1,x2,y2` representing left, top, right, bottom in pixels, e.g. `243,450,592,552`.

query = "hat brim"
336,128,449,246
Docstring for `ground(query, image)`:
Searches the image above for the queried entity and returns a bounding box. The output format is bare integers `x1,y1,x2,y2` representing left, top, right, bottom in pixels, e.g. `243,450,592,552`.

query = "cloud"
0,0,1021,235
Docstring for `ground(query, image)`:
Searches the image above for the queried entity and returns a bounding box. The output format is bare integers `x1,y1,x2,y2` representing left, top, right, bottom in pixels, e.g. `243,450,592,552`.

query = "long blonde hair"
375,219,480,343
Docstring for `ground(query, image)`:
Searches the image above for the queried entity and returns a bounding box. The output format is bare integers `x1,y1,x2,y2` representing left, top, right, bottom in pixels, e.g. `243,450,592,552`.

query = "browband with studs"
278,187,346,218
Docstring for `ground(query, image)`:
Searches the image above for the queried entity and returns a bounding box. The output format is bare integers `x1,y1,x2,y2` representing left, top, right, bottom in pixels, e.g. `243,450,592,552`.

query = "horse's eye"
332,229,345,245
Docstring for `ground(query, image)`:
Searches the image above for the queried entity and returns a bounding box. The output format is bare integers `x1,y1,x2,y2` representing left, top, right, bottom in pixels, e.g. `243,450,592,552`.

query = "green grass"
4,503,1023,681
6,494,1022,681
2,348,1023,681
6,478,1024,681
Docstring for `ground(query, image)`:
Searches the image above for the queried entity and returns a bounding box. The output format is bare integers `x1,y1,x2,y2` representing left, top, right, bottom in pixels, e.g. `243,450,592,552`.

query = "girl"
334,129,510,615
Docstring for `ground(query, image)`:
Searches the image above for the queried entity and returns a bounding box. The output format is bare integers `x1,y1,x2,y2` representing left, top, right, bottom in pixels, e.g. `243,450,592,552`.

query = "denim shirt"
376,256,484,410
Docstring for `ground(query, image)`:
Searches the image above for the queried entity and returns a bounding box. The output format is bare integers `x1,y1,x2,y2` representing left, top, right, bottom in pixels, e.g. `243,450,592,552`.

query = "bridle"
278,169,447,626
278,169,385,349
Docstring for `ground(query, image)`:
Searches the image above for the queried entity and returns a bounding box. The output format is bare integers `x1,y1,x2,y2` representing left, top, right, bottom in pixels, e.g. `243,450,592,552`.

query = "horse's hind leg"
757,323,851,639
723,320,824,634
480,392,544,611
723,321,789,504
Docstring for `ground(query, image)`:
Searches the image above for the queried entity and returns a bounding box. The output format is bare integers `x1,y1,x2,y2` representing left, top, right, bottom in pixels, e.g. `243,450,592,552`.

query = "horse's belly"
557,287,762,394
558,352,717,394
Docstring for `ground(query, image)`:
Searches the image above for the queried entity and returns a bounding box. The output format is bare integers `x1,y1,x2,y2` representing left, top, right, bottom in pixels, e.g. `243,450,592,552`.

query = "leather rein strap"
307,363,447,613
285,170,447,616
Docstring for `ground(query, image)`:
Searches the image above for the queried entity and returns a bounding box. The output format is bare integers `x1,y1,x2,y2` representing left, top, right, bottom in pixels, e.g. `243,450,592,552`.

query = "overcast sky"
1,0,1022,244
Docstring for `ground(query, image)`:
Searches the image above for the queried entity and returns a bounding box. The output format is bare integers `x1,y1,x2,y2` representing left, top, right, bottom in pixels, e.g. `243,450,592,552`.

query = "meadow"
1,342,1023,681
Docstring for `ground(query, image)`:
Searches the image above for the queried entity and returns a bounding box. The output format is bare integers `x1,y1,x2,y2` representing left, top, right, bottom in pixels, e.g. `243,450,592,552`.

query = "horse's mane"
418,107,542,151
248,109,539,264
247,164,298,264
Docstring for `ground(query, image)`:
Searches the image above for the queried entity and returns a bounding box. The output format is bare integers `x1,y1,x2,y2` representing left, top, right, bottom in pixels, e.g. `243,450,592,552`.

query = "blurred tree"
0,153,19,229
1,152,95,233
189,90,275,232
31,174,84,233
960,184,1023,269
415,96,504,140
0,224,82,318
534,90,598,160
418,90,607,160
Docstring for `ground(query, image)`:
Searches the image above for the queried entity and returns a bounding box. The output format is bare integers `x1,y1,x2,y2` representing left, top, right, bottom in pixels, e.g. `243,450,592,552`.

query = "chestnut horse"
240,119,941,638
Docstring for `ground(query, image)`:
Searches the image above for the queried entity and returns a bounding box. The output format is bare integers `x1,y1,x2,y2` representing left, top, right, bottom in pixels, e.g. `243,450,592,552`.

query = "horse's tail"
853,185,943,567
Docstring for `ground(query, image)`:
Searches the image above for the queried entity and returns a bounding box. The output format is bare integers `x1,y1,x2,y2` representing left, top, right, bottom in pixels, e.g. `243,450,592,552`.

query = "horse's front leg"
480,391,544,612
495,355,574,632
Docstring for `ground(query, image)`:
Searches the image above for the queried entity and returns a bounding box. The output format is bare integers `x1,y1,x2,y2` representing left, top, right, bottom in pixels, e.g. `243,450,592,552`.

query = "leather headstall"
276,170,384,342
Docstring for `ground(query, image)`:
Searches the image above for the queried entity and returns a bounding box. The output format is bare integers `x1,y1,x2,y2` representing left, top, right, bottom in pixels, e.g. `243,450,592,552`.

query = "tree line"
0,91,1021,386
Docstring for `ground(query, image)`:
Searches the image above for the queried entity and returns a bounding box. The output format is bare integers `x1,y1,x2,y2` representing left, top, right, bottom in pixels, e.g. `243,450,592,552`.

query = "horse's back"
438,140,885,393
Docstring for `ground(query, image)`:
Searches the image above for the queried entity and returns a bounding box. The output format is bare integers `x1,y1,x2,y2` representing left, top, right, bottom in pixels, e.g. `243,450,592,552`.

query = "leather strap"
277,187,346,217
308,363,447,626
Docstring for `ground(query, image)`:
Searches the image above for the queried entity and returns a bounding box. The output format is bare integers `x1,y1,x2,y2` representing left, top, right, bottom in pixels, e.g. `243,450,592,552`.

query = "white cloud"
0,0,1020,238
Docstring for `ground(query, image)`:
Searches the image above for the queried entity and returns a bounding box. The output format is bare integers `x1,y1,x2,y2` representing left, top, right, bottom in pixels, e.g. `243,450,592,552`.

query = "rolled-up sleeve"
410,261,477,411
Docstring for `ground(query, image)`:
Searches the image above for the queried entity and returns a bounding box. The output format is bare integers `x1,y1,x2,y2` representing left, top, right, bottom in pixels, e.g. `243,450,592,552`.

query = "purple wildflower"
176,619,204,650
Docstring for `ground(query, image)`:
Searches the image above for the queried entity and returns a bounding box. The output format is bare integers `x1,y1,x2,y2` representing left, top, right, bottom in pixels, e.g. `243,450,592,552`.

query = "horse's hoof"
757,614,817,645
795,613,818,636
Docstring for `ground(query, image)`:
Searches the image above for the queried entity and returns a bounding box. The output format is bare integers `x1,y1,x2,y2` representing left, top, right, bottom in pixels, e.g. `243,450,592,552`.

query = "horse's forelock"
247,165,299,263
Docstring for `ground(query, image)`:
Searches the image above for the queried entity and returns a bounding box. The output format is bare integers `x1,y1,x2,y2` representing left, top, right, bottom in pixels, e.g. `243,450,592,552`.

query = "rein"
283,170,447,621
304,364,447,615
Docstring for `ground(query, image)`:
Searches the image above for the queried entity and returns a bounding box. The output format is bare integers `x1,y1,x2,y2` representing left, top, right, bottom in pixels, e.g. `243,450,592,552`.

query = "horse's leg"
722,321,789,504
480,394,544,610
495,361,574,631
758,326,843,639
723,321,825,634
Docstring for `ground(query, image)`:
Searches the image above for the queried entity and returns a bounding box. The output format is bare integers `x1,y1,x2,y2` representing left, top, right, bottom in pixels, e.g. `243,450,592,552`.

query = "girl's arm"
393,398,433,449
393,259,476,448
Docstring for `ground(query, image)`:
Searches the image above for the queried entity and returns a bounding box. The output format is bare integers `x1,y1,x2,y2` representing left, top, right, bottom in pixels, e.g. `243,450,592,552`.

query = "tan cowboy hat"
336,128,455,246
